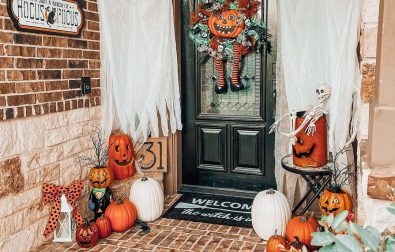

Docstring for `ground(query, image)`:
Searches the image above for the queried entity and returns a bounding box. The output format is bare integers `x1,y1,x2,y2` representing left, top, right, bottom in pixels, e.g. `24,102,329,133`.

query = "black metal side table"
281,155,333,215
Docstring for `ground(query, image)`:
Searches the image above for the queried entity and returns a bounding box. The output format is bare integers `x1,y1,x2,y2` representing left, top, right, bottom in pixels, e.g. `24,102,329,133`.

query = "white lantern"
53,194,76,242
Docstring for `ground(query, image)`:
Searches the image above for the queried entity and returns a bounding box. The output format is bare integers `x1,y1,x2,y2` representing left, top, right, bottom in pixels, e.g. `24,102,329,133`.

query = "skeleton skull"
316,84,331,103
217,44,224,53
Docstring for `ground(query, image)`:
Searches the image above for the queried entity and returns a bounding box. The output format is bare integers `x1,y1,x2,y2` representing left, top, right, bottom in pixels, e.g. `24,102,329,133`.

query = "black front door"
181,0,276,194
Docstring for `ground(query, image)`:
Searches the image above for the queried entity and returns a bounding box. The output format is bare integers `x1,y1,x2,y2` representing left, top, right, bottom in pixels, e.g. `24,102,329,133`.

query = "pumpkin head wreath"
190,0,271,94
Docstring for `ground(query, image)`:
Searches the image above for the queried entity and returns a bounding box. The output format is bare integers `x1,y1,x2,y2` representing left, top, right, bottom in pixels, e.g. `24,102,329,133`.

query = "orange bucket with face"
292,111,328,168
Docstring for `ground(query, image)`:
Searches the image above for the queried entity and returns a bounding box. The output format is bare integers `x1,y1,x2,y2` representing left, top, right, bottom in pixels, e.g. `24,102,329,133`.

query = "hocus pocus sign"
7,0,84,36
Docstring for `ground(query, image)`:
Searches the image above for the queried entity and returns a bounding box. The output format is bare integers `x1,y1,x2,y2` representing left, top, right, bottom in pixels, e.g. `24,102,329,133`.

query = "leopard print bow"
42,180,85,238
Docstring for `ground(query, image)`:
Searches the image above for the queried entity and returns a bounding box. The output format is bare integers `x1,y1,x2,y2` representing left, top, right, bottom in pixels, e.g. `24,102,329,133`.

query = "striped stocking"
214,58,225,88
232,43,242,84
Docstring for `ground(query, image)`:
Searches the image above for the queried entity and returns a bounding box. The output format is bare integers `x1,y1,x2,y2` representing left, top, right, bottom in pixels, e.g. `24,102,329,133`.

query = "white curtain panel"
98,0,182,144
276,0,361,192
277,0,361,154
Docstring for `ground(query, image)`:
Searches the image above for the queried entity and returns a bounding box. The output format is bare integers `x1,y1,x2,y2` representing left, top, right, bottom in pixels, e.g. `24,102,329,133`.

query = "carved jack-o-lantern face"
208,10,245,38
292,113,328,168
88,167,113,188
319,189,352,216
76,220,99,248
108,134,135,180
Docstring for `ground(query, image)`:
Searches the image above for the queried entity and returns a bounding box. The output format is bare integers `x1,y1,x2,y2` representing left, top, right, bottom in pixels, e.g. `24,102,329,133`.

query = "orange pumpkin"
319,188,352,217
95,216,112,239
267,230,289,252
293,112,328,168
108,133,135,180
88,166,113,188
104,199,137,232
208,10,245,38
285,215,319,249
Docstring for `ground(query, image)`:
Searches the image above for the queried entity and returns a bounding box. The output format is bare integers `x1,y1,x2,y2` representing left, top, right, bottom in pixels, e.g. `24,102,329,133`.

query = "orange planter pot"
293,112,328,168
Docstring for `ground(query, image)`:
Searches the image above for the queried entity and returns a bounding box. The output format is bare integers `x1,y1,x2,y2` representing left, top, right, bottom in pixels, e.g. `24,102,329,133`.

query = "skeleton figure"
269,84,332,145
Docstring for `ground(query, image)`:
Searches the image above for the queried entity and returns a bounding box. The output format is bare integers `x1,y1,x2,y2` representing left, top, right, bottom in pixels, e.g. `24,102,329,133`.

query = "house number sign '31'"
7,0,84,36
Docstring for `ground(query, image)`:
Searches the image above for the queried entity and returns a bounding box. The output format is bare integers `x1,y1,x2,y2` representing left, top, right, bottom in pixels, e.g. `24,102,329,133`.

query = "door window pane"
200,52,262,117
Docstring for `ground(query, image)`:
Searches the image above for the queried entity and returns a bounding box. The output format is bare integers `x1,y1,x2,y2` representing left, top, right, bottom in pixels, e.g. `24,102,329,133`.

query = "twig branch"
75,125,108,168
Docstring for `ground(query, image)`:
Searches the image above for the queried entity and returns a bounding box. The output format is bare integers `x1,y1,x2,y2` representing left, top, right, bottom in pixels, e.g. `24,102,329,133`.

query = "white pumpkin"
129,176,164,222
251,189,291,240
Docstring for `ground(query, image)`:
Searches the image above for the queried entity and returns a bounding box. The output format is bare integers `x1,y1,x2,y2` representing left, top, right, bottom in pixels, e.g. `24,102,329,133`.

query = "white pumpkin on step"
129,176,164,222
251,189,291,240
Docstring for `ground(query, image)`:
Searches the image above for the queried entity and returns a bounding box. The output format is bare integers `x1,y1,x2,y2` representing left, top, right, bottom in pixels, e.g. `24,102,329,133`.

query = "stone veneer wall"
0,0,100,120
0,107,100,251
0,0,101,249
357,0,395,231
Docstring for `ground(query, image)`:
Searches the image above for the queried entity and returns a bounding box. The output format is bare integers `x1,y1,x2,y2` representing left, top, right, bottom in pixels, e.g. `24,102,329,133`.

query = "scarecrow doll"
190,0,271,94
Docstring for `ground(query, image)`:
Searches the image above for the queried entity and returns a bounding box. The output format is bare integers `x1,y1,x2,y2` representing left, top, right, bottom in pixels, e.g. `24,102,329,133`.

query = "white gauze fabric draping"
276,0,361,194
98,0,182,144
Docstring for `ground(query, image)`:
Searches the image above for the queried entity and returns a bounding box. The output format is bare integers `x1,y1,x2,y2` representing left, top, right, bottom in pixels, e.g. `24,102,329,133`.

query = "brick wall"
0,0,100,121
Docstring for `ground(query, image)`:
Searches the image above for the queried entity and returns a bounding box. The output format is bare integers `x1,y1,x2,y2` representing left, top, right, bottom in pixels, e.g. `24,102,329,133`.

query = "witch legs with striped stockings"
230,43,244,92
214,58,228,94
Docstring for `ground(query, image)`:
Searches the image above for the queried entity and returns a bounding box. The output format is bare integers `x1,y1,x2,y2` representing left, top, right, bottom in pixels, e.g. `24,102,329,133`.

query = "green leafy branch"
311,206,395,252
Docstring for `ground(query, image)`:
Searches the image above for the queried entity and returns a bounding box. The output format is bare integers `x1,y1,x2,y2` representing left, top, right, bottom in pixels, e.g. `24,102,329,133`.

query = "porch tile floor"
32,194,266,252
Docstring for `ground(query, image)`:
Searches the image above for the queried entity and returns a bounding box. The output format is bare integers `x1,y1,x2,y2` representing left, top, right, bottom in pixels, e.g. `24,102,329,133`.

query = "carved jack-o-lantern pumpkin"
319,188,352,217
293,112,328,168
88,167,113,188
208,10,245,38
108,134,135,180
76,219,99,248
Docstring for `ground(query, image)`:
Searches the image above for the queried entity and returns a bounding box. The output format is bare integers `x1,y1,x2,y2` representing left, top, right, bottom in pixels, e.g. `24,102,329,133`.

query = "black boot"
230,80,244,92
215,84,228,94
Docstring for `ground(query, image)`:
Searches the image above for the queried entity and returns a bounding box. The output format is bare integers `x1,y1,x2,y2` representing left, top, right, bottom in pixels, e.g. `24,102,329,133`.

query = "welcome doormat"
163,193,253,227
